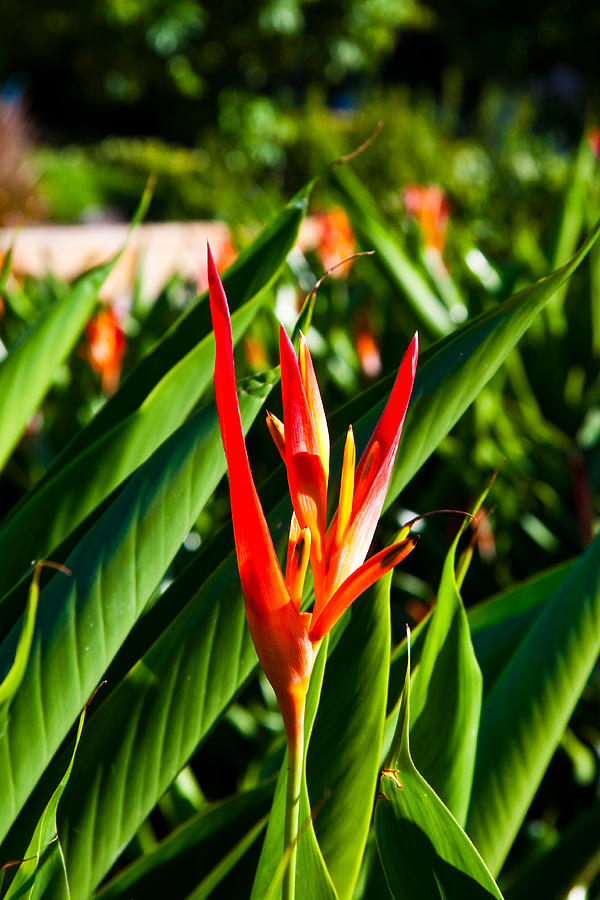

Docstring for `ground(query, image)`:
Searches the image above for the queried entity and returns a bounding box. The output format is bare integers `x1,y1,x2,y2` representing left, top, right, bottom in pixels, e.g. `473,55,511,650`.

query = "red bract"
208,246,418,744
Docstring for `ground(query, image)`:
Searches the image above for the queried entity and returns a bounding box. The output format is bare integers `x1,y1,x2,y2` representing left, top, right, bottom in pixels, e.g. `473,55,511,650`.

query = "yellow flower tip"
335,425,356,545
298,333,330,484
286,518,312,612
266,410,286,460
396,524,411,541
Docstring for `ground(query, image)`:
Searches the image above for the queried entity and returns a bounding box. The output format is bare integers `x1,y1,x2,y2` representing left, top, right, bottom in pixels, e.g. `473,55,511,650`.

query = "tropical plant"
0,154,600,899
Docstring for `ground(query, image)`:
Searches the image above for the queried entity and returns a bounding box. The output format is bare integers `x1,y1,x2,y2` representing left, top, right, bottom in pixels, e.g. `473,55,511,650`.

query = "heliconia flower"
85,306,126,395
403,183,449,256
208,245,418,745
314,207,356,277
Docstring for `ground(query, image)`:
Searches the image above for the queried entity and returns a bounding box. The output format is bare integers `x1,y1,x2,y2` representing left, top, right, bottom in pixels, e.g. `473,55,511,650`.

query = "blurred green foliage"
33,87,574,267
0,0,430,142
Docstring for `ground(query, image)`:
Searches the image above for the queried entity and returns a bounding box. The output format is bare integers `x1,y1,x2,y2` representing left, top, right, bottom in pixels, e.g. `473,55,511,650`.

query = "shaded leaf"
95,782,275,900
502,800,600,900
0,566,43,732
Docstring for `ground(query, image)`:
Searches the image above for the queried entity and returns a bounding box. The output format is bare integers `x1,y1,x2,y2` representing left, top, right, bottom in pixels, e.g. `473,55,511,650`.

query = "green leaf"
0,244,12,297
329,164,453,337
387,560,573,719
546,134,596,335
0,258,116,473
0,373,275,850
307,573,392,900
375,634,504,900
54,551,257,898
0,185,311,601
468,560,573,693
409,484,486,825
95,782,275,900
466,530,600,874
0,566,42,729
4,705,86,900
387,218,600,504
250,640,338,900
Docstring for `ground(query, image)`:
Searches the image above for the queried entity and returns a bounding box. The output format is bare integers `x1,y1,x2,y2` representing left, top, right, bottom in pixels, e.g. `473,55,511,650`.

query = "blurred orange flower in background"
355,316,382,378
85,307,126,395
314,207,356,276
243,333,269,370
403,183,449,256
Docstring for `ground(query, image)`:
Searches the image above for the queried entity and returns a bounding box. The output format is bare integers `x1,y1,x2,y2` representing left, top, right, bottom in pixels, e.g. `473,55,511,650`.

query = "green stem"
283,715,304,900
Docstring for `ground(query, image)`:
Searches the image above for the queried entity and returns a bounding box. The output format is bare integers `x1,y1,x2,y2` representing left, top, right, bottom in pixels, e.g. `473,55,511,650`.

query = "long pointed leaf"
0,293,264,601
327,218,600,510
0,258,115,473
466,530,600,873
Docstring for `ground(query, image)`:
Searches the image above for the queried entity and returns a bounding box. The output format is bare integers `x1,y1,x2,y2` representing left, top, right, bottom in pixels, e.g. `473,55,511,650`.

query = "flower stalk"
283,714,304,900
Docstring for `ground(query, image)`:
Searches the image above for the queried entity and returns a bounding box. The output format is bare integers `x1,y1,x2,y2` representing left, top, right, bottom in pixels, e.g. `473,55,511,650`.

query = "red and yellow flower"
208,246,419,748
